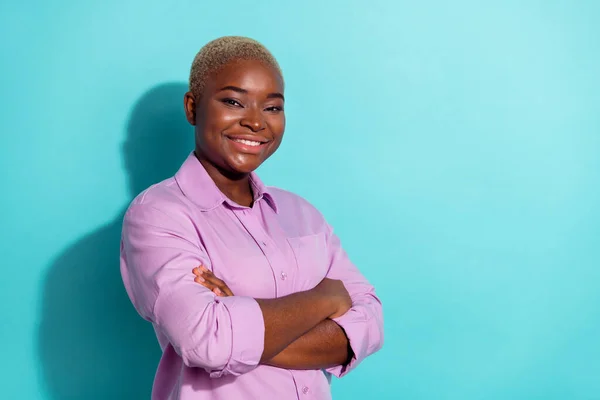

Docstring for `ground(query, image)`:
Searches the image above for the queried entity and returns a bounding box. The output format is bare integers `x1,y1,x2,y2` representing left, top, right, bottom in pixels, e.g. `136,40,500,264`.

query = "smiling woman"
185,57,285,181
119,36,384,400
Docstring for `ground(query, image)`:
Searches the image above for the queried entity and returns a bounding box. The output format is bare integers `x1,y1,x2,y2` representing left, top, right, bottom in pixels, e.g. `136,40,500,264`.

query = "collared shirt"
120,153,384,400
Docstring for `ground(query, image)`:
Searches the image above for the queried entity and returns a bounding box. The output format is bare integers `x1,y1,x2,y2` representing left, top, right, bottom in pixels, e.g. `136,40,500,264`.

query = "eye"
265,106,283,113
221,98,243,107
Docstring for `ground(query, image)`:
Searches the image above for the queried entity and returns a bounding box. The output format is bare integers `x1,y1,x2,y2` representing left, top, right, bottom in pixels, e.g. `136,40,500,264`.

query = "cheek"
198,114,235,145
202,104,239,131
268,114,286,137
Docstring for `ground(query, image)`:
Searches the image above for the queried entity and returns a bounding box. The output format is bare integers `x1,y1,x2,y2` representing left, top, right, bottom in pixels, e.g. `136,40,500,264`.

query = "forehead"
208,59,284,94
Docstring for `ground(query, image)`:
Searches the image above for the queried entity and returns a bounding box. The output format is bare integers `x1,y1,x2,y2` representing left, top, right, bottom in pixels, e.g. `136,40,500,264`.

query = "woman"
120,36,384,400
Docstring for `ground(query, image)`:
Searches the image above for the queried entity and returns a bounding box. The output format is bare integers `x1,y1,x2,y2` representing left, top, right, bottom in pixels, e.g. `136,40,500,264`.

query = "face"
184,58,285,175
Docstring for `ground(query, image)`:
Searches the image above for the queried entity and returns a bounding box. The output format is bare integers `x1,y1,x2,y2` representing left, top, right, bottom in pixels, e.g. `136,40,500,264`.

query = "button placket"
230,207,279,298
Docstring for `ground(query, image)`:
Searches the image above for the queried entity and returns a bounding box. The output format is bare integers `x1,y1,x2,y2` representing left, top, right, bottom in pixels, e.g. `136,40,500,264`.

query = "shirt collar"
175,152,278,213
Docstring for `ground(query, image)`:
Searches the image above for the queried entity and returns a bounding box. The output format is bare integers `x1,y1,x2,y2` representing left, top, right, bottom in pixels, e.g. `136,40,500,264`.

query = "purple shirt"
120,153,384,399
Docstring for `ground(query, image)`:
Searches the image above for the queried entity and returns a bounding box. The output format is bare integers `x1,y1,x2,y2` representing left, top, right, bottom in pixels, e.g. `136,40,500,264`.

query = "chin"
227,159,263,174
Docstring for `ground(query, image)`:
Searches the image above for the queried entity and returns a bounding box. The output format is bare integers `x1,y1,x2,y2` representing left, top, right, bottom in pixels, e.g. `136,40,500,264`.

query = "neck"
194,151,254,207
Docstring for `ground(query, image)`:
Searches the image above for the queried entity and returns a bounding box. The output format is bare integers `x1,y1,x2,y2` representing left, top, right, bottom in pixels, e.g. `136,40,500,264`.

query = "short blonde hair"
189,36,283,99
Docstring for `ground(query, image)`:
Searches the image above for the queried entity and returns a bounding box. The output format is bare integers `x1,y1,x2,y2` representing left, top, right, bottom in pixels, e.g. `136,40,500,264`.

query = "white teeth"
233,138,262,146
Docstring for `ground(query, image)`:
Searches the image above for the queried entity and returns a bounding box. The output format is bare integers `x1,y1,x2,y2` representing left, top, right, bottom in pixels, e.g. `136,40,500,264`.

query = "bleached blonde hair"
189,36,283,99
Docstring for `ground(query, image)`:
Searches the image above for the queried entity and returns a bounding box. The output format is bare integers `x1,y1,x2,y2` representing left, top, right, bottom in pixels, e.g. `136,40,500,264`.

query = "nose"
240,107,265,132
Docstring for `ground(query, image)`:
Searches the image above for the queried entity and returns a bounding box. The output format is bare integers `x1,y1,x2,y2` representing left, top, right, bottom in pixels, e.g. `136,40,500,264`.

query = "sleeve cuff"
211,295,265,378
326,309,371,378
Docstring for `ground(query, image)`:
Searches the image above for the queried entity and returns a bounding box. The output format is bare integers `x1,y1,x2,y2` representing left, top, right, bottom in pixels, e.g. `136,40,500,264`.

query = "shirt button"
302,386,309,394
280,272,287,280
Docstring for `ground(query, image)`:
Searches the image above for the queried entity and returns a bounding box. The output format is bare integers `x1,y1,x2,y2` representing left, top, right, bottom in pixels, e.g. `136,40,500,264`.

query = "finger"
195,277,221,293
193,266,210,276
199,265,210,273
213,287,223,296
194,267,221,286
200,274,232,296
195,267,220,283
193,267,234,296
201,272,226,287
221,286,234,297
201,273,233,296
195,276,216,290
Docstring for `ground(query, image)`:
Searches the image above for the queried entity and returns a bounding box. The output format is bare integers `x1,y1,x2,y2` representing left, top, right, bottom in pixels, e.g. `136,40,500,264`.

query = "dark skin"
183,59,353,369
193,266,353,369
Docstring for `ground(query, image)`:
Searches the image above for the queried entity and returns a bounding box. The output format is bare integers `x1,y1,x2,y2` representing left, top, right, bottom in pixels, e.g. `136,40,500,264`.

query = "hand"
192,265,234,297
314,278,351,319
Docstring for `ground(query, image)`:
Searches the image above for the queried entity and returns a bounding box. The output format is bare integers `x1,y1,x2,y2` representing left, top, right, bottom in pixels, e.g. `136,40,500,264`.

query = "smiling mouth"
225,135,270,148
230,138,264,147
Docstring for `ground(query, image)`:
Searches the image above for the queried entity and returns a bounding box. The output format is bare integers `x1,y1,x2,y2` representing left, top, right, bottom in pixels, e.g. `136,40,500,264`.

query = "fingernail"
200,265,209,272
214,288,222,295
196,276,205,283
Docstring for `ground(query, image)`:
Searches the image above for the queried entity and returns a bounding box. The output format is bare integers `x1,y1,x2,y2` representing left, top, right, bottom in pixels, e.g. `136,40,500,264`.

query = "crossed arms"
120,204,384,378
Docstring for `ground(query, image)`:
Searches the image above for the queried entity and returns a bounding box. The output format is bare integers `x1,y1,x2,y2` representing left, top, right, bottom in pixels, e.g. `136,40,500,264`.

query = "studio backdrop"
1,1,599,399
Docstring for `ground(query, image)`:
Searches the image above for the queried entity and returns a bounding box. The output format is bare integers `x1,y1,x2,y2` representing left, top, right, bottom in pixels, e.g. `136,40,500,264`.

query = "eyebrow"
218,85,284,101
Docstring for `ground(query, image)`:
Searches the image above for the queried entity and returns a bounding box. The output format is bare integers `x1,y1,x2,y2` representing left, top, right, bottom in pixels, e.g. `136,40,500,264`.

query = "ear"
184,91,197,125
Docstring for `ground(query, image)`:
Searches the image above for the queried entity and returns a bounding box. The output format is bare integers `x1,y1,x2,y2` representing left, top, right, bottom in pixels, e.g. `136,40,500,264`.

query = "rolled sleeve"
323,226,384,378
208,295,265,377
121,204,265,377
328,298,384,377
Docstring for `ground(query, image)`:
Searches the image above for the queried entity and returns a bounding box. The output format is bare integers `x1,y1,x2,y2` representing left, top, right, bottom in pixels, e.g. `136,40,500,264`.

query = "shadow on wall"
38,83,194,399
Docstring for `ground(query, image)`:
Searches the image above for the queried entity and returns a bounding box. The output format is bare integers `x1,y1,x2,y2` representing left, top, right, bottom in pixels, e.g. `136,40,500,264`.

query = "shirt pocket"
286,232,329,289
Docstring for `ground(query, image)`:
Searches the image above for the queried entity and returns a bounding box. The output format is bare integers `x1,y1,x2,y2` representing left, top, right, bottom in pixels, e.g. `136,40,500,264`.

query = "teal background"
1,1,599,399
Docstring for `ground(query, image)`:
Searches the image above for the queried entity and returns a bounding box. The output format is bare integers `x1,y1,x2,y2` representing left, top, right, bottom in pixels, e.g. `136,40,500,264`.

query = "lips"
225,134,270,154
230,138,263,147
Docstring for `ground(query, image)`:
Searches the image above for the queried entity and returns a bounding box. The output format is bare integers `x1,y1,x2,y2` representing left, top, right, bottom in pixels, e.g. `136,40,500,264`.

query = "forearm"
256,288,334,361
264,319,352,370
